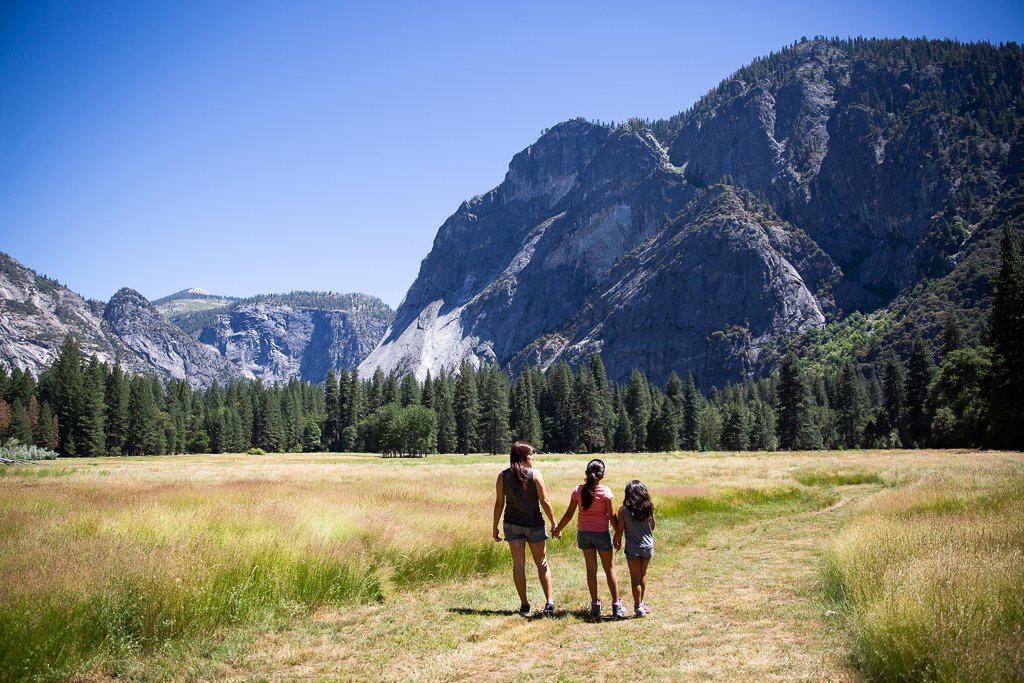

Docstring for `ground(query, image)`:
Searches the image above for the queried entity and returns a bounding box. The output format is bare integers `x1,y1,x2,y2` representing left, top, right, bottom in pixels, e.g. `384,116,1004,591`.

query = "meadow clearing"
1,449,1022,682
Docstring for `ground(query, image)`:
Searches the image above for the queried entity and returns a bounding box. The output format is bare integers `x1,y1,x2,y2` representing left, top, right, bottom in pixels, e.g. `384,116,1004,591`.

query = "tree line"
2,228,1021,456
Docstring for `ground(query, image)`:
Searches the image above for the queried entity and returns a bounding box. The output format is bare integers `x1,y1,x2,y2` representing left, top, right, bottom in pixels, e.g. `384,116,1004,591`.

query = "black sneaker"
542,602,555,616
518,603,531,617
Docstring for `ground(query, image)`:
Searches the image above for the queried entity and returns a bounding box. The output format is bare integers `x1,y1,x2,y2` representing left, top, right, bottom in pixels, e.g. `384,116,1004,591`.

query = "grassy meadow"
0,450,1022,682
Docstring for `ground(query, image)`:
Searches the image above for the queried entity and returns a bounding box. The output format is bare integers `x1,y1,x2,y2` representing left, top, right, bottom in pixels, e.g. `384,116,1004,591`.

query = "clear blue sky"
2,1,1022,308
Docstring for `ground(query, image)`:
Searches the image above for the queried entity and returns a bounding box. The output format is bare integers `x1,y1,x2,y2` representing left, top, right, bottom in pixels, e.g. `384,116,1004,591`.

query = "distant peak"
185,287,210,296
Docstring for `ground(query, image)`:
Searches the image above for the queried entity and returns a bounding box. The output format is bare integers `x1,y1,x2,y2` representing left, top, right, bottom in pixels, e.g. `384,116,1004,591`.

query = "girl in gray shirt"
613,480,656,617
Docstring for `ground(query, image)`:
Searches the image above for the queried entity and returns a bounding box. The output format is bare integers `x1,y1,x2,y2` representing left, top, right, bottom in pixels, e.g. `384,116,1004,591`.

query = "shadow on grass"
447,607,624,622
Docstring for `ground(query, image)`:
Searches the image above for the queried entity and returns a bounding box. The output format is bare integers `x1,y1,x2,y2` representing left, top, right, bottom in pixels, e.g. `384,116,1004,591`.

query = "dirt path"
220,486,872,682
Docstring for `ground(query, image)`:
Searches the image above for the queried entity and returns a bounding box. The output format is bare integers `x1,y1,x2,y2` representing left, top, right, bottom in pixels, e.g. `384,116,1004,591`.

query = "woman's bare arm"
533,470,557,530
554,496,577,537
492,474,505,541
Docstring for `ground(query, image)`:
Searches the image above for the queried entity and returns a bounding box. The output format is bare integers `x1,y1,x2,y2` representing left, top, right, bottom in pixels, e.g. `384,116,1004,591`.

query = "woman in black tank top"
492,441,558,616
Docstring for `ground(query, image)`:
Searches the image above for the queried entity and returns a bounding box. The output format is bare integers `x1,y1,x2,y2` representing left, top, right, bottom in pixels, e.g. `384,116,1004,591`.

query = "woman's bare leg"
508,540,528,605
528,540,553,603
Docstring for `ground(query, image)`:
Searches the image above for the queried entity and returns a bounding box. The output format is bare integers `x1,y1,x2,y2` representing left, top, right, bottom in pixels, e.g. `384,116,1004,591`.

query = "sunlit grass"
793,468,883,487
1,451,1020,682
823,466,1024,683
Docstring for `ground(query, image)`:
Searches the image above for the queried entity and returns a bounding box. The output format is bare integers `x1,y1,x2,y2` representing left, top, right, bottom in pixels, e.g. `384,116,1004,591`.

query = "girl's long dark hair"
509,441,534,490
581,459,605,510
624,480,654,521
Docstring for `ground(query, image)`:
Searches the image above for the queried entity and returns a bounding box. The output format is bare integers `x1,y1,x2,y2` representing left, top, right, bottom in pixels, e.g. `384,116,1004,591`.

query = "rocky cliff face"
0,252,392,386
362,38,1024,388
0,253,129,376
197,302,389,384
103,288,241,388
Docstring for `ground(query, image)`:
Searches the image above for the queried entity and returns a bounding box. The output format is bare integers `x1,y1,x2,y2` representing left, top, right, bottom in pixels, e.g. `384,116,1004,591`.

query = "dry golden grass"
1,449,1020,682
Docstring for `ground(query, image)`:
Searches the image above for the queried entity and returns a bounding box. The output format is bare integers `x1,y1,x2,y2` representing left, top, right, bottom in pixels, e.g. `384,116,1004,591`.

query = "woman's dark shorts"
576,530,613,552
503,522,548,544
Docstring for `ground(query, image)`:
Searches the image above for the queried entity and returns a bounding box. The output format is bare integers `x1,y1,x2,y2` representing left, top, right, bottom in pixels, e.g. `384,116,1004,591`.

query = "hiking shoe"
542,602,555,616
518,603,531,617
612,601,627,619
590,600,602,618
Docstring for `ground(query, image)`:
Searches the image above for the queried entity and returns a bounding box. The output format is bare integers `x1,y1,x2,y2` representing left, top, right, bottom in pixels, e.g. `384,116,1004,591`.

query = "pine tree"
574,365,605,452
833,362,867,449
38,402,57,449
941,304,965,356
987,225,1024,449
345,369,364,451
75,356,107,456
510,370,542,447
681,371,700,450
399,373,420,407
478,366,511,454
27,395,40,446
590,355,616,449
455,361,480,454
613,403,635,452
881,352,906,446
421,370,434,410
434,375,458,453
50,335,83,455
905,336,935,447
105,361,129,455
323,369,340,451
624,369,652,450
542,361,577,452
649,393,681,451
776,352,814,450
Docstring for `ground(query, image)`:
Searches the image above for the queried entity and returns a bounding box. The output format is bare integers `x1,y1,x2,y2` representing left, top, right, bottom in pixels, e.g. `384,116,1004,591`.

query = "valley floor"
3,450,1019,682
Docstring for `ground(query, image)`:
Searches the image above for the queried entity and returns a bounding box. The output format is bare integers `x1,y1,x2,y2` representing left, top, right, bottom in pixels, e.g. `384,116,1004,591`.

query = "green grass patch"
0,550,381,683
794,469,882,487
0,466,74,479
822,471,1024,682
390,539,507,588
659,486,817,517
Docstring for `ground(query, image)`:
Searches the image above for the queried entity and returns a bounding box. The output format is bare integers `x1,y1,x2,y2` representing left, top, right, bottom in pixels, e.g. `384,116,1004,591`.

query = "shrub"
0,441,59,461
247,448,266,456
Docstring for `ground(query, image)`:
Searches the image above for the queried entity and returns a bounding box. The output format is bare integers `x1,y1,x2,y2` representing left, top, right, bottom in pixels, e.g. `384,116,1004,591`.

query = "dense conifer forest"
2,226,1021,457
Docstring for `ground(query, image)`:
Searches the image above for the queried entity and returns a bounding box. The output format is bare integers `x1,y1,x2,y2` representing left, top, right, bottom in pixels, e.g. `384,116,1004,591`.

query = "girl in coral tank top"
553,459,625,619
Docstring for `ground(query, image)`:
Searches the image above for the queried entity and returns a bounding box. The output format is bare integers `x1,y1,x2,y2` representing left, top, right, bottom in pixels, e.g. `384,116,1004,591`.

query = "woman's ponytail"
581,459,605,510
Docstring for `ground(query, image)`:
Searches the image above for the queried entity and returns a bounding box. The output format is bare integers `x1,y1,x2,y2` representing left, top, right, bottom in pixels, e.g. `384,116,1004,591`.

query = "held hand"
493,527,501,542
551,525,561,539
613,539,622,551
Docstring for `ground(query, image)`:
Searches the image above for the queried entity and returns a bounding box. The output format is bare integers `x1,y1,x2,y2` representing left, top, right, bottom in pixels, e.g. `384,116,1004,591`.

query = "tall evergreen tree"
76,356,107,456
434,375,458,453
590,355,616,449
542,361,578,452
881,352,906,446
833,362,867,449
399,373,421,407
478,366,511,454
50,335,83,455
776,352,814,450
323,369,341,451
105,361,129,455
510,370,542,447
905,336,935,447
941,304,965,356
454,361,480,454
574,365,606,452
681,371,700,450
987,225,1024,448
624,369,652,451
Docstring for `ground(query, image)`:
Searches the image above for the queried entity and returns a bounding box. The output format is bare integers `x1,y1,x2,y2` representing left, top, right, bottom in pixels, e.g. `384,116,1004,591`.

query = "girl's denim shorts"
576,530,613,551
